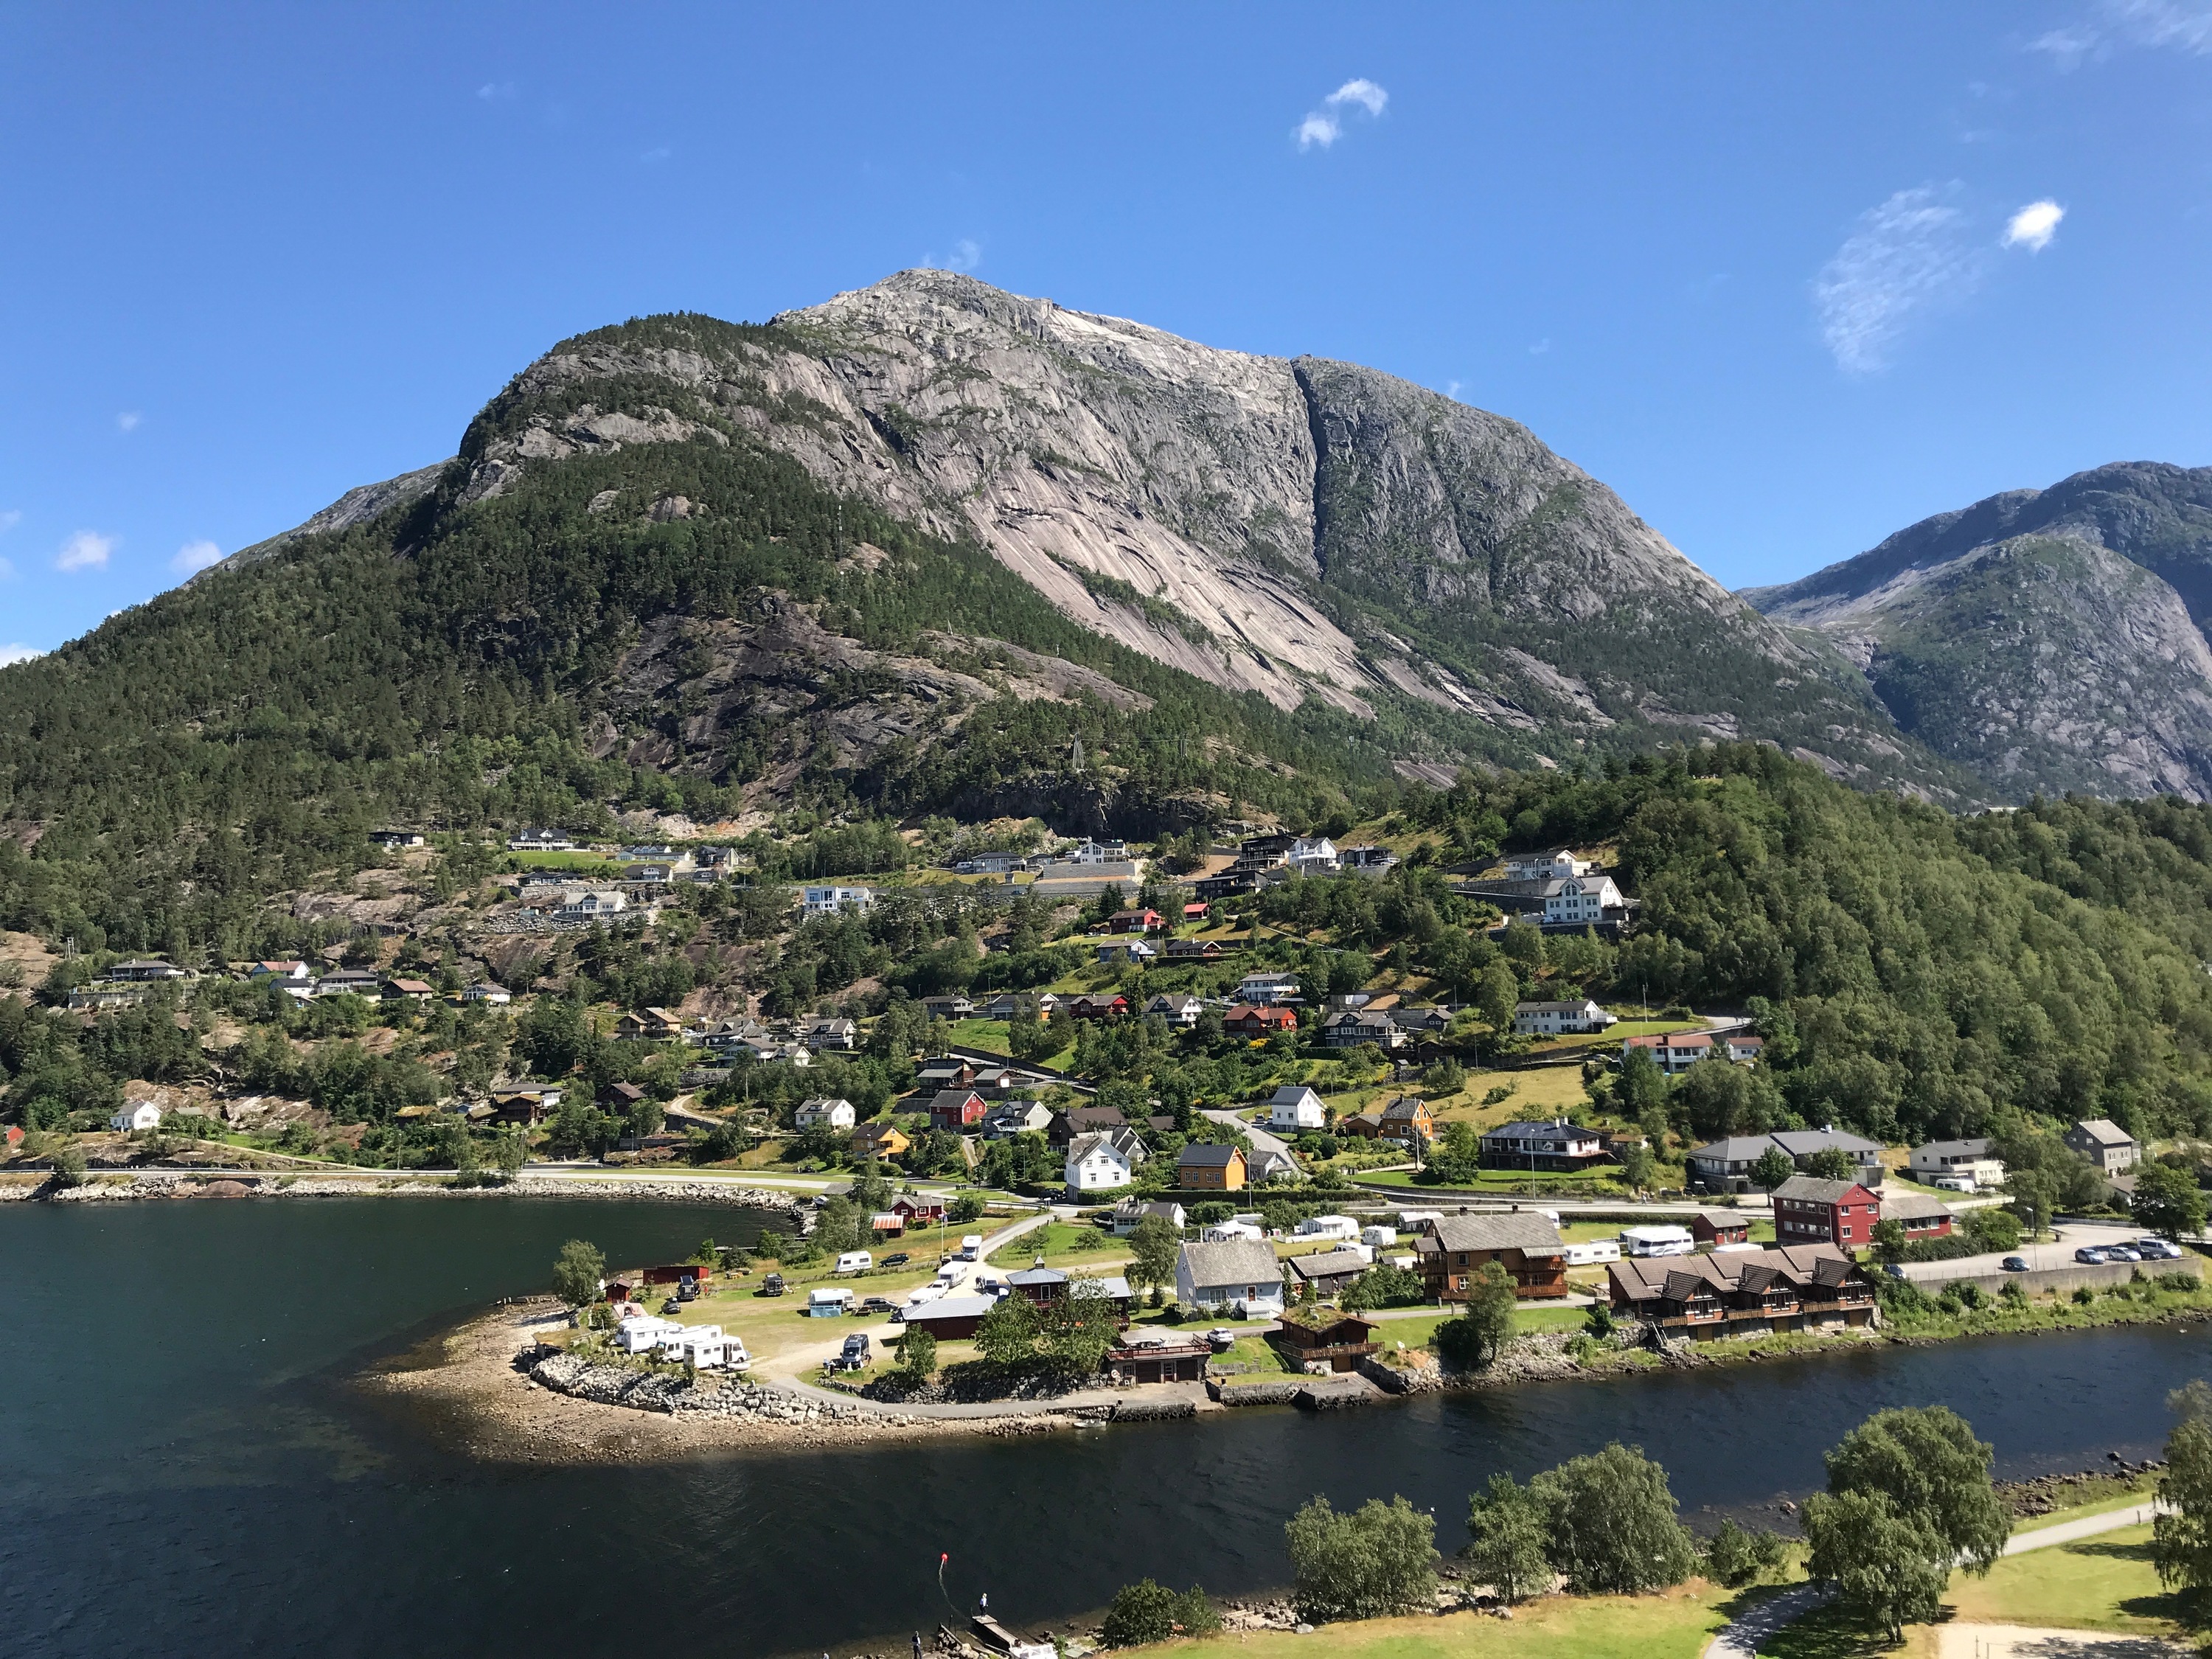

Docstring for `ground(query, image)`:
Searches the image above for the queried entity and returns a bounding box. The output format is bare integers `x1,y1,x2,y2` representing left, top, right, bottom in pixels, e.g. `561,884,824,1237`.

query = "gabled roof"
1911,1138,1992,1159
1481,1119,1601,1142
1379,1095,1431,1121
1287,1249,1371,1279
1609,1242,1862,1304
1178,1238,1281,1286
2071,1117,2135,1146
1881,1191,1954,1222
1769,1127,1882,1157
1772,1175,1872,1204
1178,1142,1244,1168
1420,1213,1565,1256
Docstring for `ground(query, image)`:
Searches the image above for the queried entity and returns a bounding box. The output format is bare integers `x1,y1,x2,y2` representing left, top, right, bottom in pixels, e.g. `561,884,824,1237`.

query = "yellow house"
851,1121,911,1158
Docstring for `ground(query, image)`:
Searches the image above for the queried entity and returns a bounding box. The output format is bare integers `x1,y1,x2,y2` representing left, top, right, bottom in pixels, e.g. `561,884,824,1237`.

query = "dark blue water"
0,1199,2200,1659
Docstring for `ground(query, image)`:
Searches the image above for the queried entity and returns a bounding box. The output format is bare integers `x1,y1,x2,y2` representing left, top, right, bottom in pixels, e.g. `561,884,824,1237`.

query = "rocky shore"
0,1169,808,1212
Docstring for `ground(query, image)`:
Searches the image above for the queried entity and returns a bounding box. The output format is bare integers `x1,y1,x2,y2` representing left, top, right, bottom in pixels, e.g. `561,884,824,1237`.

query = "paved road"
1201,1108,1293,1161
2003,1500,2164,1554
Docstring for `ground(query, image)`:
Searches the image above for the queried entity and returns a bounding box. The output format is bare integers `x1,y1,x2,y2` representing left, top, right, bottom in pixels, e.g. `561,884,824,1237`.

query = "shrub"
1101,1582,1218,1647
1463,1473,1551,1604
1705,1517,1790,1587
2074,1284,2096,1304
2161,1271,2199,1293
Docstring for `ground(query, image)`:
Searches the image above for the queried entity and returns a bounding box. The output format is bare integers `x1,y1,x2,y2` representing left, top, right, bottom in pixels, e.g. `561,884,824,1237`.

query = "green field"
1161,1587,1734,1659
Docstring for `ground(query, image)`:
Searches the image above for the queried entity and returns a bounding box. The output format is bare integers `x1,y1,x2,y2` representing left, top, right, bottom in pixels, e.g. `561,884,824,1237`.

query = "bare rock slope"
1747,463,2212,800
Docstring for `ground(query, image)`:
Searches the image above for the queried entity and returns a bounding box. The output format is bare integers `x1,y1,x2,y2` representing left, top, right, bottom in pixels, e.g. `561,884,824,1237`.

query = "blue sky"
4,1,2211,661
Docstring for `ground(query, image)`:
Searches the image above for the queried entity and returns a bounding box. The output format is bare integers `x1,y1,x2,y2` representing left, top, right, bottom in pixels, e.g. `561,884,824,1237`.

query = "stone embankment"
0,1170,806,1211
526,1348,908,1426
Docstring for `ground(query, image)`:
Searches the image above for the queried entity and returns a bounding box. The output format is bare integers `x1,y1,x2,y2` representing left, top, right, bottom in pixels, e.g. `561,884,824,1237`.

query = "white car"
2136,1238,2186,1261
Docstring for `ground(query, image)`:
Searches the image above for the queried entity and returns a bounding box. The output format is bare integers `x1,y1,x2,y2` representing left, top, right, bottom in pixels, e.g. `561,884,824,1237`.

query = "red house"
1068,992,1130,1021
925,1089,986,1131
1110,908,1164,934
1772,1176,1881,1249
1182,902,1209,922
892,1194,947,1222
1225,1003,1297,1037
1689,1210,1750,1248
1880,1191,1955,1241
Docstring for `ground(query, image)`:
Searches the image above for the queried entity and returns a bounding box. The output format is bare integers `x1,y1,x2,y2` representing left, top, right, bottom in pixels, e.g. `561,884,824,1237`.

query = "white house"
1512,998,1618,1036
1064,1131,1136,1197
1237,970,1301,1004
1175,1238,1285,1317
1065,838,1129,865
801,885,875,916
794,1097,857,1132
1293,1214,1361,1244
1287,835,1340,874
562,888,627,919
110,1101,162,1133
1504,848,1593,881
1542,874,1623,926
462,984,512,1005
507,830,575,852
801,1017,858,1051
1145,993,1204,1028
1265,1085,1328,1131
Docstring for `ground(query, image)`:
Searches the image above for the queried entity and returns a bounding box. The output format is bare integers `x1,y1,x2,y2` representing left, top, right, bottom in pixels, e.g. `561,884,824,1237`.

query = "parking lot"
1896,1220,2188,1285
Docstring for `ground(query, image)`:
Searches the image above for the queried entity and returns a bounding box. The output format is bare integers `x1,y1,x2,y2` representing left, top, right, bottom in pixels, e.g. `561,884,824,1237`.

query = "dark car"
882,1252,911,1268
759,1273,787,1297
2000,1256,2029,1272
857,1295,896,1315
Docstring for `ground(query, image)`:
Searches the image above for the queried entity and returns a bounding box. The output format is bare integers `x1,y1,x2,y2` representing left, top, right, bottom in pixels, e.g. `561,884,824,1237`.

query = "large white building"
1542,874,1623,925
1504,848,1593,881
1265,1085,1328,1131
801,885,876,916
1512,998,1618,1036
1065,1132,1136,1197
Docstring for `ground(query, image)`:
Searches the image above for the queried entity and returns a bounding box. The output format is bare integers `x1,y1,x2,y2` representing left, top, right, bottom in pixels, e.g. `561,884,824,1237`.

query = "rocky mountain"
1745,462,2212,801
1,271,1979,872
422,269,1952,790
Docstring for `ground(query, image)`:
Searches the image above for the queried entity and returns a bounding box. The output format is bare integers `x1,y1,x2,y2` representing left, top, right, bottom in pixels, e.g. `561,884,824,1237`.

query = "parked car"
2107,1245,2143,1262
1883,1262,1909,1279
882,1251,911,1268
838,1333,872,1370
1206,1327,1238,1349
759,1273,787,1297
2075,1247,2109,1264
661,1297,684,1315
2137,1238,2186,1260
857,1295,896,1315
2000,1256,2029,1272
973,1275,1004,1295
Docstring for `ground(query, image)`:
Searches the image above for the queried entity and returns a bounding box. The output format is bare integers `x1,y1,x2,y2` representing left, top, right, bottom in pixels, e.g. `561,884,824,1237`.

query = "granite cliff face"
1747,464,2212,801
427,269,1945,790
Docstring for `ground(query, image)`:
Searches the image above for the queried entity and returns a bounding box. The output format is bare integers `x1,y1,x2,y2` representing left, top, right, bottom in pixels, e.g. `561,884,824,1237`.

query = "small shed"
1689,1210,1750,1248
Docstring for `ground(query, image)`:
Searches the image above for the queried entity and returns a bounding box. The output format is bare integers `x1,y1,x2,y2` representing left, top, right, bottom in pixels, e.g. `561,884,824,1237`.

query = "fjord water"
0,1200,2201,1659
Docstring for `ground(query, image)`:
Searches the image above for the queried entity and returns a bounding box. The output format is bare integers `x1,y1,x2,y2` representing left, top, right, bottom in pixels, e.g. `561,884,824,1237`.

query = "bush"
2074,1284,2096,1304
1705,1517,1790,1587
1528,1442,1699,1594
2160,1271,2199,1292
1100,1582,1219,1647
1284,1495,1439,1622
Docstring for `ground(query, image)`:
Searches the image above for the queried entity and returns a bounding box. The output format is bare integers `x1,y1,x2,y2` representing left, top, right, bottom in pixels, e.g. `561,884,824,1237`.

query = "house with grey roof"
1413,1212,1568,1300
1175,1238,1284,1316
2063,1118,2140,1175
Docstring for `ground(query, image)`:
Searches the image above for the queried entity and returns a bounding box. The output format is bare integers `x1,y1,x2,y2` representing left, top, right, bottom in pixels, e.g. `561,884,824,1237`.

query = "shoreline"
364,1284,2212,1465
0,1168,813,1212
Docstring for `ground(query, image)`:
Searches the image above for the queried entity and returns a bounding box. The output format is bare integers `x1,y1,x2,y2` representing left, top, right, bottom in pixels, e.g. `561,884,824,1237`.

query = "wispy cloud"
0,644,44,667
476,80,517,101
0,509,19,535
55,529,115,572
115,411,141,434
921,238,982,274
1296,78,1389,150
0,557,13,580
2003,199,2066,251
1444,380,1462,400
1814,184,1979,375
640,145,671,163
170,539,223,575
2028,1,2212,66
1528,338,1552,355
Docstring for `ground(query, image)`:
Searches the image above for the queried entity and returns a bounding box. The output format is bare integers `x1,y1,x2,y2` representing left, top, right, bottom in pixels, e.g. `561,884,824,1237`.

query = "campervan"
834,1251,874,1274
615,1315,684,1354
1621,1225,1695,1258
1562,1240,1622,1266
958,1234,985,1260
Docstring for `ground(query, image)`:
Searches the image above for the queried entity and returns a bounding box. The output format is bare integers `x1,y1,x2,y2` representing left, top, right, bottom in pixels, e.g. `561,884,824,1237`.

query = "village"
8,820,2200,1429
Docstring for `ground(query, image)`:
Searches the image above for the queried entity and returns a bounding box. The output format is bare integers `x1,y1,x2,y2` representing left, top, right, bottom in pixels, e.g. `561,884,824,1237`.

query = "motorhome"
1620,1225,1696,1258
1562,1239,1623,1266
834,1251,874,1274
615,1315,684,1354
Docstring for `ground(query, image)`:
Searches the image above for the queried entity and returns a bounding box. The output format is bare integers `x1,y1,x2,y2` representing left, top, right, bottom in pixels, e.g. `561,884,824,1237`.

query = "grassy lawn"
1006,1220,1128,1269
1427,1067,1590,1124
1354,1167,1630,1196
1161,1586,1734,1659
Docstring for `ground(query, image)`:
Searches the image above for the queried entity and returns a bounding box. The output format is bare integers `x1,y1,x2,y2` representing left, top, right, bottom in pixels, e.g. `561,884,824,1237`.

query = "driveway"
1202,1108,1292,1161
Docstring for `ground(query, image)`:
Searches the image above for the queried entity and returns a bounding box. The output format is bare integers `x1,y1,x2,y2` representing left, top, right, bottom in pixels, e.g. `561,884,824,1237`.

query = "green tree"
1528,1442,1699,1594
552,1238,605,1309
2006,1166,2059,1239
1749,1146,1796,1192
1804,1146,1857,1182
1431,1262,1517,1371
894,1326,937,1380
1616,1141,1658,1194
1100,1582,1219,1648
1963,1206,2023,1254
487,1124,527,1178
813,1194,861,1257
2135,1162,2208,1242
2156,1380,2212,1591
1426,1120,1484,1183
1804,1489,1948,1641
1704,1518,1789,1588
948,1192,987,1224
1870,1217,1907,1262
1462,1473,1551,1604
1616,1046,1669,1121
1823,1405,2011,1573
1127,1214,1180,1294
975,1293,1040,1366
1036,1288,1119,1373
1475,962,1520,1033
1284,1495,1439,1622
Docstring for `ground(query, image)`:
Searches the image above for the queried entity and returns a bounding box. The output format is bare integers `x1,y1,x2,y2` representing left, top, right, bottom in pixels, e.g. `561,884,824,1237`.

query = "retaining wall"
1904,1255,2202,1298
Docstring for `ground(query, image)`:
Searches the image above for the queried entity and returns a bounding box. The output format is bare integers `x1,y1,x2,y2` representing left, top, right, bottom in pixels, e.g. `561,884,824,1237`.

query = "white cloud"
1326,78,1388,117
170,539,223,575
922,238,982,274
115,411,141,434
476,81,517,101
55,529,115,572
2025,2,2212,66
1444,380,1462,400
0,509,19,535
1814,184,1979,375
1528,338,1552,355
0,644,44,667
0,556,13,580
1296,78,1388,150
640,145,671,162
2003,199,2066,251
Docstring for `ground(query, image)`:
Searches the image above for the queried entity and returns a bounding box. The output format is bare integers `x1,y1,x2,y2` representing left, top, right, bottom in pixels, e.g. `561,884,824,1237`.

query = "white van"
958,1234,985,1260
835,1251,874,1274
1562,1240,1622,1266
1621,1225,1695,1258
615,1314,684,1354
